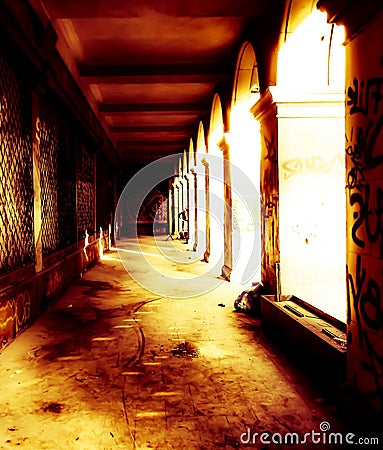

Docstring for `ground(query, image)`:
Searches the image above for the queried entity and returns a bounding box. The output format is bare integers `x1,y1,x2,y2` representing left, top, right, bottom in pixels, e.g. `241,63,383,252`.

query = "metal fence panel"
77,143,95,240
38,96,76,257
0,55,34,275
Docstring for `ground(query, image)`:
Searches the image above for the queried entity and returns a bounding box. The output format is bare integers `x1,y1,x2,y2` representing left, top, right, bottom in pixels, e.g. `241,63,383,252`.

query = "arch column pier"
218,134,233,281
190,167,198,251
172,178,180,238
179,176,188,240
201,157,210,262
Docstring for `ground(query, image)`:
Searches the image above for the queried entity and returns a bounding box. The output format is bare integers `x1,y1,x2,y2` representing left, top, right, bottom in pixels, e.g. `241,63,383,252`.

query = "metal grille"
56,117,76,248
0,56,34,275
39,97,60,257
77,144,95,239
96,154,115,231
39,97,76,256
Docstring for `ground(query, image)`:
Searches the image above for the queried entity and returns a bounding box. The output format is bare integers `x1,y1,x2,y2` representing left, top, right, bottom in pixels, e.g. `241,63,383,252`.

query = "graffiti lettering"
346,124,370,189
346,77,383,191
361,328,383,400
346,117,383,189
347,254,366,345
350,184,383,258
347,77,383,117
15,291,31,332
0,290,31,345
282,154,343,179
346,69,383,408
347,255,383,399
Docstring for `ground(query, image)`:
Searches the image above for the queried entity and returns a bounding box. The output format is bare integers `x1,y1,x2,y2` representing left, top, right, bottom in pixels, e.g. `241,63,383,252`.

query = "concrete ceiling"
29,0,284,164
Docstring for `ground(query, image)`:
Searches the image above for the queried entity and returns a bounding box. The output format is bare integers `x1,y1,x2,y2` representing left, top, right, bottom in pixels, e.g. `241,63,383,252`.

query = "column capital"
217,134,229,153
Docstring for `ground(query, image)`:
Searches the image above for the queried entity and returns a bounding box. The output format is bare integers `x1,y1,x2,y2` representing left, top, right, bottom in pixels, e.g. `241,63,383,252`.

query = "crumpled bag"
234,281,264,314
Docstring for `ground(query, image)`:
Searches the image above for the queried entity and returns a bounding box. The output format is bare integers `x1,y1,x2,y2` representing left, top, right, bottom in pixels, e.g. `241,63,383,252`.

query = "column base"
220,264,232,281
202,250,210,263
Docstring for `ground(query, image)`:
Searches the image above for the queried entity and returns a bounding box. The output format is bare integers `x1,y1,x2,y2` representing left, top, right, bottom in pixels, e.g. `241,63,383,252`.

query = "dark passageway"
1,0,383,448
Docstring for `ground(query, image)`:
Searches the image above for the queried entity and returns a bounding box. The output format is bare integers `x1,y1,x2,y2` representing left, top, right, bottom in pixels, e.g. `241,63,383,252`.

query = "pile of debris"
234,282,264,315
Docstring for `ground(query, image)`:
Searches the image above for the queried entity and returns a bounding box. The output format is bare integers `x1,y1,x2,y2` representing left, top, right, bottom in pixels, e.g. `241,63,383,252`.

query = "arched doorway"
276,9,346,322
229,41,262,285
208,94,225,269
196,121,208,261
187,138,196,251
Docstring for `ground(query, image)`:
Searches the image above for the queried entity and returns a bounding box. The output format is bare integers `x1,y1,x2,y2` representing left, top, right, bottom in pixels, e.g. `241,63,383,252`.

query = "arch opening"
208,94,225,269
195,121,207,260
276,10,347,323
229,41,262,285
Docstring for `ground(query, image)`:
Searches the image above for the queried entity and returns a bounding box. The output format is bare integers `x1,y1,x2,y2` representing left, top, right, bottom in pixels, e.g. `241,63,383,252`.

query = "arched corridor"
1,0,383,447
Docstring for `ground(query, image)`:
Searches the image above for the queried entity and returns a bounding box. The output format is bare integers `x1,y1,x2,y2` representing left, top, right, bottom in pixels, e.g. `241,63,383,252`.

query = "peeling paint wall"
253,93,279,292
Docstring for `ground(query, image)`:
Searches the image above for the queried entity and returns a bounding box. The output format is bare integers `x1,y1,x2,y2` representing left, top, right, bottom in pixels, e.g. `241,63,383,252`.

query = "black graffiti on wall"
347,77,383,117
346,124,370,189
347,72,383,404
350,183,383,258
347,255,383,336
346,118,383,189
346,77,383,190
347,255,383,398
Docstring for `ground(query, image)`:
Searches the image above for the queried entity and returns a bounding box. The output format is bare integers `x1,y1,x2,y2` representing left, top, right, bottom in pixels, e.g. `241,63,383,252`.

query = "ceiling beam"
117,143,186,154
120,147,182,153
99,102,209,114
117,139,184,147
79,62,230,77
110,125,195,133
35,0,270,19
79,63,230,84
120,151,178,163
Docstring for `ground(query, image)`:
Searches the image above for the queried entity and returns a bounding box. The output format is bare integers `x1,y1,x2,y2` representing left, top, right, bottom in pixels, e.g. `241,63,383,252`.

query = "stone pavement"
0,236,348,449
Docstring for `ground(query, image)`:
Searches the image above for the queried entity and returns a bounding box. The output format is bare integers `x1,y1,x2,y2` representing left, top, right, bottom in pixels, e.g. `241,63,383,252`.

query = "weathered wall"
0,236,108,348
252,91,279,292
345,12,383,413
0,6,117,350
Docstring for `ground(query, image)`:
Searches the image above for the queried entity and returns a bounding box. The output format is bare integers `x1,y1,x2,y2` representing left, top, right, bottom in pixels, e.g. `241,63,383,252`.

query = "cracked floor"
0,236,347,449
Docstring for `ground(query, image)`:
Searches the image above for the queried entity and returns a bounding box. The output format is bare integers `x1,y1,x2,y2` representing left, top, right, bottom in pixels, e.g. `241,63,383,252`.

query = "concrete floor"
0,236,347,449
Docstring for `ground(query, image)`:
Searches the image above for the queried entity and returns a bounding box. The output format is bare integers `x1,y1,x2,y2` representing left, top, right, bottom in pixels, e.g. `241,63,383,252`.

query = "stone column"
168,181,173,235
190,168,198,251
179,176,188,239
218,135,232,280
201,157,210,262
185,172,195,245
172,179,179,237
318,0,383,415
